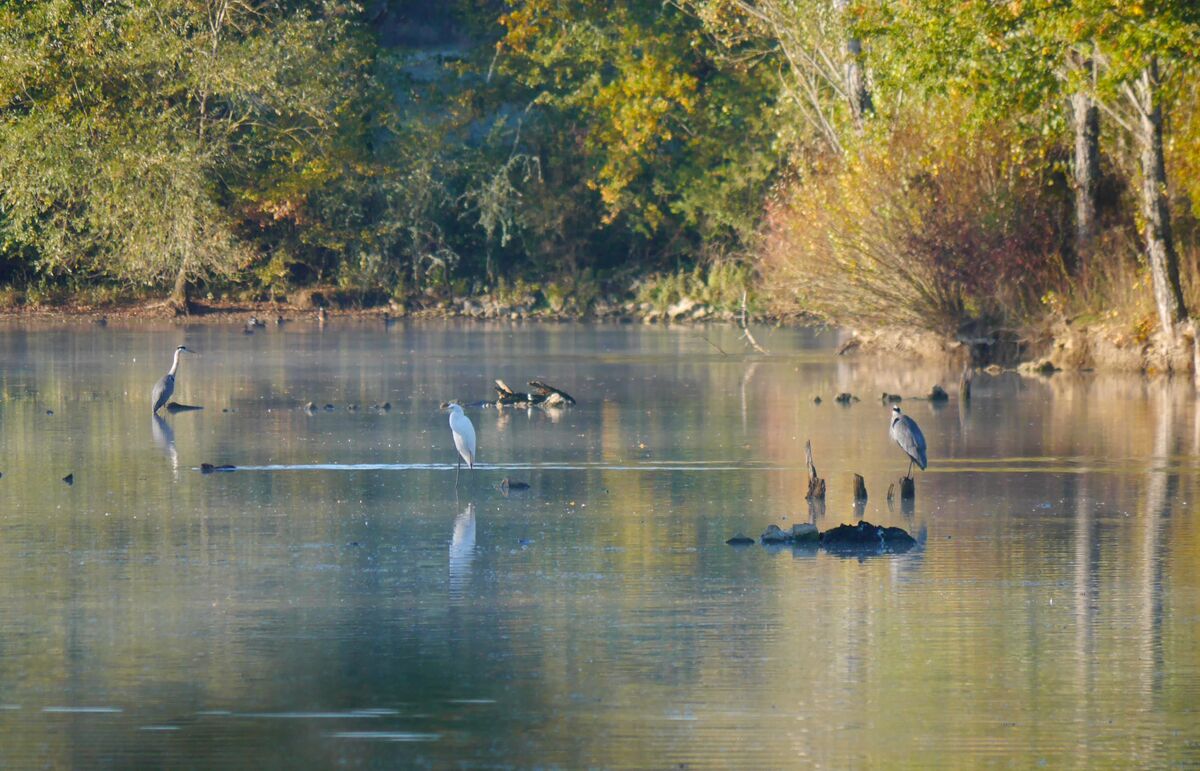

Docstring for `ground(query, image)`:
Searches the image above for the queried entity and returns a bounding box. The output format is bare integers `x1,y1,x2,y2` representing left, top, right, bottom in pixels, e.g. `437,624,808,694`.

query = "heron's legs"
455,457,461,486
906,459,914,480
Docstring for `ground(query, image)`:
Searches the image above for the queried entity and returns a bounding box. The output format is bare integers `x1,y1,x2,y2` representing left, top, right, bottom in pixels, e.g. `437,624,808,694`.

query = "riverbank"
842,318,1200,376
0,291,763,326
5,290,1194,377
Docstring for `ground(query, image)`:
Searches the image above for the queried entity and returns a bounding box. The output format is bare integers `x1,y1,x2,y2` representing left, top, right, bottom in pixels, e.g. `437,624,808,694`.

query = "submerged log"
852,474,868,502
166,402,203,413
820,520,917,554
200,463,237,473
897,476,915,500
528,381,576,406
494,379,534,405
804,441,826,501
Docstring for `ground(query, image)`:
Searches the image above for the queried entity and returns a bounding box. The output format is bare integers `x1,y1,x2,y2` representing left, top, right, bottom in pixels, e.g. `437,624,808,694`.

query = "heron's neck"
168,350,182,376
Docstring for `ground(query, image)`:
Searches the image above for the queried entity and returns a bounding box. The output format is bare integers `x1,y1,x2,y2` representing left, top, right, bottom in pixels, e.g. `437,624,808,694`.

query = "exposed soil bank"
0,293,757,325
842,319,1200,376
5,296,1195,377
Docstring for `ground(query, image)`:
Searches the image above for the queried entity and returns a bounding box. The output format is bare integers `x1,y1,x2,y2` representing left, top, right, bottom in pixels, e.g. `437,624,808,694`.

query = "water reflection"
150,413,177,471
449,502,476,601
0,322,1197,768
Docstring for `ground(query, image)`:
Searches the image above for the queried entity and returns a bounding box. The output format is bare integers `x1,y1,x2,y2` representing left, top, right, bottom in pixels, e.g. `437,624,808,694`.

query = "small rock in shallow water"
760,524,792,544
62,473,73,485
46,410,54,416
834,393,858,404
324,404,335,411
928,385,949,402
726,533,755,546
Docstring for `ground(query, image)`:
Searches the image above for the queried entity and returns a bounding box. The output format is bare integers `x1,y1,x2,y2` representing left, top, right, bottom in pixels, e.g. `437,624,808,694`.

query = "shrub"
760,115,1069,333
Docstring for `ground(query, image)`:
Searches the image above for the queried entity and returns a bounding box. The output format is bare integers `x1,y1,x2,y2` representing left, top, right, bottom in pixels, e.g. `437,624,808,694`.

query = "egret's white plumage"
448,403,476,470
889,404,927,478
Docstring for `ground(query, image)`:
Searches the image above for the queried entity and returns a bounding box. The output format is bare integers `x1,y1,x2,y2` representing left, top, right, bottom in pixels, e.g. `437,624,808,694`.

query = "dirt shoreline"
844,320,1199,376
0,296,762,325
4,299,1191,376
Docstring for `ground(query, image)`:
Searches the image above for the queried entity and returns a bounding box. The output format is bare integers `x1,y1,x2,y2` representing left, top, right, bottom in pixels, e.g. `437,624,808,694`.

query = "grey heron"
889,404,927,478
151,345,194,414
446,402,477,483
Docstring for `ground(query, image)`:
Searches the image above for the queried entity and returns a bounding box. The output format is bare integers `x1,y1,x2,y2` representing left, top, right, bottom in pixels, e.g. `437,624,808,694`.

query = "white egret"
151,345,194,414
889,404,927,478
446,402,476,483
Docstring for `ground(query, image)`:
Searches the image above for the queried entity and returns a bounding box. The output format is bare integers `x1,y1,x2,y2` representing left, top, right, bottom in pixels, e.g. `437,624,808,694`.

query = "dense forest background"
1,1,1198,342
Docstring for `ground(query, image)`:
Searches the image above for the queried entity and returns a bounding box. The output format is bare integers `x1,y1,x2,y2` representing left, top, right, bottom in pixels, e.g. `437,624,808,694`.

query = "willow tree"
0,0,379,308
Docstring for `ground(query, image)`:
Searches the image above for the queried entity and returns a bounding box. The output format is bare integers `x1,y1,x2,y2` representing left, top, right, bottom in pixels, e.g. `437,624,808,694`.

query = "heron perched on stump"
889,405,927,479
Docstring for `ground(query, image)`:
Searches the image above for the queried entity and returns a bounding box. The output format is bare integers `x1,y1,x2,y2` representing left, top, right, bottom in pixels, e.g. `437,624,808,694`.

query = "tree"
0,0,385,306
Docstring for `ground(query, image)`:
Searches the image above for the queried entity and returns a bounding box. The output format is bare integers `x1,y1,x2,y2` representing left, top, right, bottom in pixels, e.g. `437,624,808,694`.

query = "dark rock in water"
62,473,73,485
324,404,335,411
726,533,755,546
881,392,902,403
347,404,359,411
166,402,203,413
0,472,3,479
813,396,822,405
380,402,392,411
45,410,54,416
200,463,237,474
820,520,917,554
928,385,949,402
834,392,859,404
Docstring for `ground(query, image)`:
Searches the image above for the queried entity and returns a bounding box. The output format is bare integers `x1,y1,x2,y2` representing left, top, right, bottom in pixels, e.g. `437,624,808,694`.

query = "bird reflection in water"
151,413,178,472
449,502,476,601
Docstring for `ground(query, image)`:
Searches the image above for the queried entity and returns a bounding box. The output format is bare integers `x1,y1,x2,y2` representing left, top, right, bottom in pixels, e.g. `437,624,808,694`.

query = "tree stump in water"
804,440,825,501
852,474,868,502
896,477,915,500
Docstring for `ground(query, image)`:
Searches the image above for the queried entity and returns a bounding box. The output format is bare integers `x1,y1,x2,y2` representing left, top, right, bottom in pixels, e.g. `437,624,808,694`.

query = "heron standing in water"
889,404,927,478
151,345,194,414
446,402,477,484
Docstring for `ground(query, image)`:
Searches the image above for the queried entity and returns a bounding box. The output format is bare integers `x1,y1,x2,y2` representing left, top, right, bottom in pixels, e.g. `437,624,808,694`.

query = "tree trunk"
1070,89,1099,273
169,264,191,314
1134,58,1186,337
834,0,872,127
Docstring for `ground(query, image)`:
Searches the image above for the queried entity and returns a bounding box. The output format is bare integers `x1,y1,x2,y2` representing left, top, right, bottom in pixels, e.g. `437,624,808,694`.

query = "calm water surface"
0,320,1198,768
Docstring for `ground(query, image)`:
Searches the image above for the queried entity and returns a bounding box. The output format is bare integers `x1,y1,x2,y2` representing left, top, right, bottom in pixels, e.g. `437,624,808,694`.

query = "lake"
0,320,1198,768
